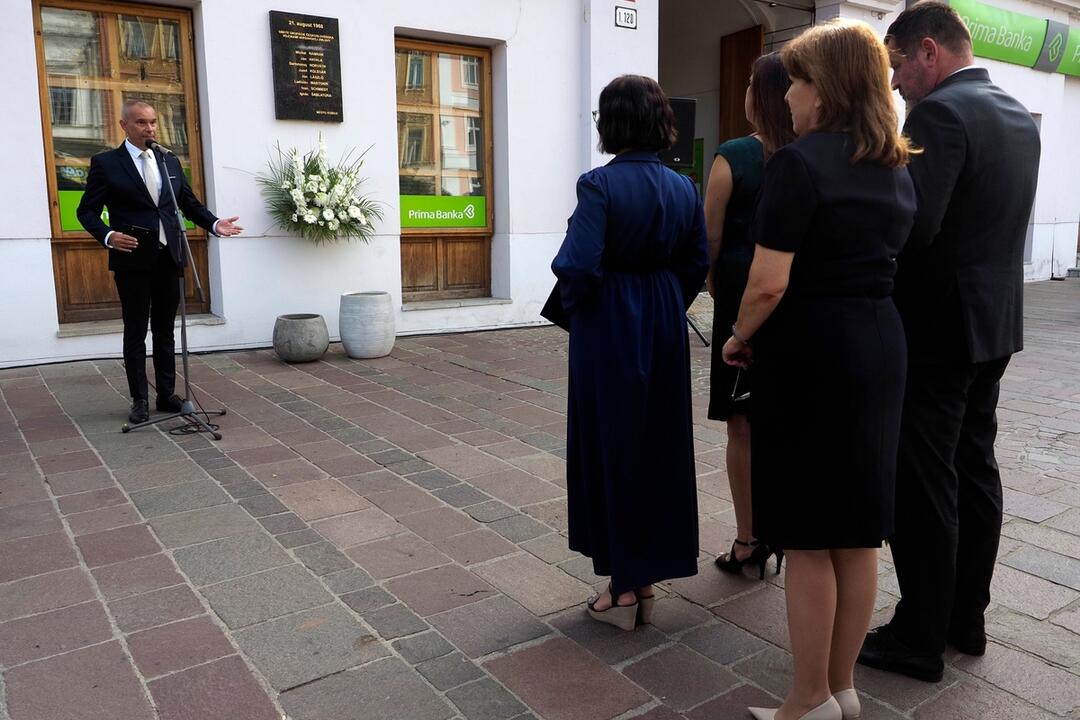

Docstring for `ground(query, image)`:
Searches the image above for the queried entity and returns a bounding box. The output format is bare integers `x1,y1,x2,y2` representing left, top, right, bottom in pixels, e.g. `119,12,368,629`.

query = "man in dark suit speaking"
77,99,242,424
858,1,1041,682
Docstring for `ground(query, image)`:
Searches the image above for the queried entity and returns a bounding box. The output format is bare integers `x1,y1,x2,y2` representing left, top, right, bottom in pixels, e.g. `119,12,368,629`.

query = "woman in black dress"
721,21,916,720
705,52,794,579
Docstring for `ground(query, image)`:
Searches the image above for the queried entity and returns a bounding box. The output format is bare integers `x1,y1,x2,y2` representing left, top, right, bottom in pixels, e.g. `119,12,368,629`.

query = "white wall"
0,0,659,367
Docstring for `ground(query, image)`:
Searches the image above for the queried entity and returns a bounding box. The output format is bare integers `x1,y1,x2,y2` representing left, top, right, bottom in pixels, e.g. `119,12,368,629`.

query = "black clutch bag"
540,282,570,331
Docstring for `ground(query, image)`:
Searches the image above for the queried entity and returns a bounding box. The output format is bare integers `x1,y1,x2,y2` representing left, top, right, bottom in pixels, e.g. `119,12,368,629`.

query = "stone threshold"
402,297,513,312
57,314,226,338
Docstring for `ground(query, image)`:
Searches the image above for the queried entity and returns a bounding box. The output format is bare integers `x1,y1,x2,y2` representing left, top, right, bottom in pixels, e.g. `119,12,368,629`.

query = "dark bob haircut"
596,74,677,155
749,52,796,154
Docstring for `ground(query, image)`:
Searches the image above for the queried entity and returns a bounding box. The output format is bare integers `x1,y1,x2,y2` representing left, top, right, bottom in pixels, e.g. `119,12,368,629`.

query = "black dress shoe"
128,399,149,424
948,627,987,656
156,394,184,413
857,625,944,682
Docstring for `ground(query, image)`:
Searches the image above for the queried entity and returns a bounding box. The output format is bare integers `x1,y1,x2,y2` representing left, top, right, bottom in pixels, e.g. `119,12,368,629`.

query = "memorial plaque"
269,11,343,122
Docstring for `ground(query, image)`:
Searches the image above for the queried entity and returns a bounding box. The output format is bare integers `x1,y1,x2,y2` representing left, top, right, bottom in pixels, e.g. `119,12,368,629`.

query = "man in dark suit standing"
77,99,242,424
857,1,1041,682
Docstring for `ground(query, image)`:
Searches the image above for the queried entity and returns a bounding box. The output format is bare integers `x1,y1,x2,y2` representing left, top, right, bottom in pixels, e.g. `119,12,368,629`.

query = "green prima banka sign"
949,0,1047,67
57,190,194,232
400,195,486,229
1059,26,1080,76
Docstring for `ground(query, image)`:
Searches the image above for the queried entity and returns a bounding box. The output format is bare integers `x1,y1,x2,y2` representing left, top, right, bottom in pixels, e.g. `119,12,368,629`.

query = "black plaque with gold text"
269,11,343,122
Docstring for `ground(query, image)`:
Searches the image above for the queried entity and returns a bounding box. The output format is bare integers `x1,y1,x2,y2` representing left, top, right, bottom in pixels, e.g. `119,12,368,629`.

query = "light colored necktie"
140,150,167,246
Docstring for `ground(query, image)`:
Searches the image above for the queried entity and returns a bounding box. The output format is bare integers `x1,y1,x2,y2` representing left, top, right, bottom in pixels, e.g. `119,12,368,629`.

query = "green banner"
58,189,195,233
400,195,487,229
950,0,1047,67
1060,27,1080,76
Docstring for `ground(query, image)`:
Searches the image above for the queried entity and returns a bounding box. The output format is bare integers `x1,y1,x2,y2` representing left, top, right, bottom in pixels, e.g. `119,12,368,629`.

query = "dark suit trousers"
113,247,181,402
888,357,1010,654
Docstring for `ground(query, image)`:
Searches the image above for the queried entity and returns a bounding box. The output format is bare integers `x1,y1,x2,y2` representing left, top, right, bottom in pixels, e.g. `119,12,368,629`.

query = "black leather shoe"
857,625,944,682
156,394,184,413
948,627,987,656
128,399,149,424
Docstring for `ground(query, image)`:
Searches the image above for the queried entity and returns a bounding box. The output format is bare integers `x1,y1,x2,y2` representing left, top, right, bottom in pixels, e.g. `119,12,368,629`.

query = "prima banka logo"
463,203,476,220
1048,31,1064,62
408,201,478,221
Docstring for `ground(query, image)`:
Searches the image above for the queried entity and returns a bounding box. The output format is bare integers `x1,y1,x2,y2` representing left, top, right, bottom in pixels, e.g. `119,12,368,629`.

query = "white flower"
347,205,362,219
290,189,305,205
281,181,291,190
303,213,317,224
313,192,329,207
357,212,367,226
305,179,319,193
328,219,340,231
322,208,335,221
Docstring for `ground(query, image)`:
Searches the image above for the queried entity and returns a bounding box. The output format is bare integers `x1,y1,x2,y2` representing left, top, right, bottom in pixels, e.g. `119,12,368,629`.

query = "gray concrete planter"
273,313,329,363
339,291,395,359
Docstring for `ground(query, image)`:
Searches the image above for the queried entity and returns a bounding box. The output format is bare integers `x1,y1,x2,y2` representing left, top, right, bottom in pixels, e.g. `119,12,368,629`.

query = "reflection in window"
461,56,479,87
405,128,425,166
406,52,424,89
50,88,76,126
400,175,436,195
438,54,480,111
466,117,481,151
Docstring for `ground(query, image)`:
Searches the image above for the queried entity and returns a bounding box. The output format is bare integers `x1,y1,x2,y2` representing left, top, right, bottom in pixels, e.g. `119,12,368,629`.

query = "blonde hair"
782,19,914,167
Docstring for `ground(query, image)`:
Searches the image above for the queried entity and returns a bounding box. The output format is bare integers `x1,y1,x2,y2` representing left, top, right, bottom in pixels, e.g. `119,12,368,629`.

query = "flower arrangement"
257,136,383,245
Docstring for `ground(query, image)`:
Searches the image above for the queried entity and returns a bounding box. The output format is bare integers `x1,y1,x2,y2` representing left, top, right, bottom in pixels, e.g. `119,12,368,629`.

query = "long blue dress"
551,151,709,594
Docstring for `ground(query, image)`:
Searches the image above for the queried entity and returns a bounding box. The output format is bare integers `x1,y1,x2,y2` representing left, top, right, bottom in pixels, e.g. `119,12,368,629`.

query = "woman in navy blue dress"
551,75,708,631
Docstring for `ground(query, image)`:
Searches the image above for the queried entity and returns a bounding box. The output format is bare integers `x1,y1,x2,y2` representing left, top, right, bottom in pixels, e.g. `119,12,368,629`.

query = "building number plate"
615,7,637,29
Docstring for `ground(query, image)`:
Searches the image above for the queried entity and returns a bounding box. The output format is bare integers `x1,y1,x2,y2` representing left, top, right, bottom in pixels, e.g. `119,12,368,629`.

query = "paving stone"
393,630,455,664
173,531,293,586
75,523,161,567
1046,507,1080,535
200,564,334,629
368,485,443,517
1001,544,1080,590
129,479,230,518
149,503,262,548
473,553,591,616
434,483,492,508
417,651,486,690
0,567,96,623
279,656,454,720
387,565,497,617
681,619,772,665
1002,488,1069,522
913,677,1064,720
313,452,381,477
984,606,1080,667
853,653,961,712
148,654,280,720
222,478,269,499
557,555,604,585
258,511,307,534
235,604,390,691
238,492,290,518
1002,519,1080,560
369,448,416,466
0,600,113,666
341,585,397,613
109,584,205,633
712,583,790,649
294,541,354,576
410,468,460,491
470,468,564,507
447,677,527,720
623,644,739,712
648,596,714,635
273,477,371,520
550,608,668,664
489,513,550,542
465,499,518,522
312,507,405,548
323,566,374,594
42,466,114,496
486,638,650,720
0,500,62,543
36,449,100,476
364,602,430,640
417,444,510,479
429,595,551,659
0,532,78,583
346,533,451,579
684,684,780,720
56,487,126,516
278,528,323,548
249,458,327,488
989,564,1078,619
3,641,155,720
341,469,410,496
399,506,480,541
127,615,236,678
436,529,519,566
113,459,209,492
91,553,185,600
229,444,298,467
952,641,1080,715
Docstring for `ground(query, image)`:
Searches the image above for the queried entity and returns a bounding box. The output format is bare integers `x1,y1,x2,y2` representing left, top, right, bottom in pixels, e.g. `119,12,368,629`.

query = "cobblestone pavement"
1,281,1078,720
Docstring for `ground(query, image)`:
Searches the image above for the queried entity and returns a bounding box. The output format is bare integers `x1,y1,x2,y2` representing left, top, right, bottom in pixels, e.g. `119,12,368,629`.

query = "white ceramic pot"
272,313,329,363
339,291,395,359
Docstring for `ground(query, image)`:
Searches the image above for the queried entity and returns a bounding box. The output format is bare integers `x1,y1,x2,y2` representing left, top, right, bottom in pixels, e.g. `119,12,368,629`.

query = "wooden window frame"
32,0,209,323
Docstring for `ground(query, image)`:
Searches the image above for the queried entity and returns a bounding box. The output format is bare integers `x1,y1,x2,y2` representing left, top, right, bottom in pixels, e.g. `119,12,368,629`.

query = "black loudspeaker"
659,97,696,168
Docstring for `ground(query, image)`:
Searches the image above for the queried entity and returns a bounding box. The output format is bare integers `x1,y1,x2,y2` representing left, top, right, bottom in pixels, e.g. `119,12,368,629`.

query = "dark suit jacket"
893,68,1040,365
76,143,218,273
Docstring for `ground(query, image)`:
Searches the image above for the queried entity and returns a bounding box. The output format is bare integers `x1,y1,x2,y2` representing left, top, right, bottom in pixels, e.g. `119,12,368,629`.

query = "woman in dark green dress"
705,53,794,578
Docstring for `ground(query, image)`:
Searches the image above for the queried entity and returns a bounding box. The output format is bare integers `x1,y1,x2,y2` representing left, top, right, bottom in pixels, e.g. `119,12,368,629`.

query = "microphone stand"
122,146,226,440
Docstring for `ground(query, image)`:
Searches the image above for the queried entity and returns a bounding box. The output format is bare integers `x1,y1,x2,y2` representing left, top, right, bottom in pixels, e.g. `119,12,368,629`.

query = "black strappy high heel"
715,539,773,579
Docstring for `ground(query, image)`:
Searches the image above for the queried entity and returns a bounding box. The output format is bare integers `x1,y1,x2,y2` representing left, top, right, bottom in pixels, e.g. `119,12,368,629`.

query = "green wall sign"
400,195,487,229
1059,26,1080,76
58,190,195,233
950,0,1047,68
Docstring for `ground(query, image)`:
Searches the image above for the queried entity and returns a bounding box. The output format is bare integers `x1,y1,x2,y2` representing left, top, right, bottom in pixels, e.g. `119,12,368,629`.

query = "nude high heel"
586,585,638,631
832,689,861,719
748,696,842,720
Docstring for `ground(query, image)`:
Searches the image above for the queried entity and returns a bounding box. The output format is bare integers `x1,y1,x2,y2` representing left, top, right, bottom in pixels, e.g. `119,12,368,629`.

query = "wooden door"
718,25,764,145
34,0,210,324
395,39,493,302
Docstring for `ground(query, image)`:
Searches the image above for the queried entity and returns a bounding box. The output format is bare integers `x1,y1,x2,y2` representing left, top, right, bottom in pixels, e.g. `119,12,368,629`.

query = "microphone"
146,140,176,156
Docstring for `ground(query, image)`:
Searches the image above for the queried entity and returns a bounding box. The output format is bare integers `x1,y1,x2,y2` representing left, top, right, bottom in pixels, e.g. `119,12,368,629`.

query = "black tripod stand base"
121,404,227,440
